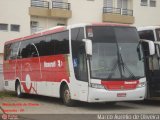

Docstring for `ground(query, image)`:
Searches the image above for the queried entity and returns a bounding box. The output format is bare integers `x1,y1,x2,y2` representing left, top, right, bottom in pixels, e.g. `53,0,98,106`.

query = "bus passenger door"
72,41,89,101
149,44,160,98
144,43,160,98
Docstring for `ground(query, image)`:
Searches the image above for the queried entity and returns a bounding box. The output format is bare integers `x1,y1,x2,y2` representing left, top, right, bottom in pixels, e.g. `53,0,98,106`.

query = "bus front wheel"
16,82,23,98
62,85,75,106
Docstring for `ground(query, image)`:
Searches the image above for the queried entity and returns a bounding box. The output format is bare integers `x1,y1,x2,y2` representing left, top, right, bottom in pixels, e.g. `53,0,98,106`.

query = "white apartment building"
0,0,160,64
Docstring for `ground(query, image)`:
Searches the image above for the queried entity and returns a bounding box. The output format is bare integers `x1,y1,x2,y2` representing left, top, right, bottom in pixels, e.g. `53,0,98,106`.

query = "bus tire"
16,82,23,98
62,85,75,106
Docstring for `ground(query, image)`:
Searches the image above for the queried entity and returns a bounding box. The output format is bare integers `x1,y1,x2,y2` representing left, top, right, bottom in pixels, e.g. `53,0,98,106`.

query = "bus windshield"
86,26,145,80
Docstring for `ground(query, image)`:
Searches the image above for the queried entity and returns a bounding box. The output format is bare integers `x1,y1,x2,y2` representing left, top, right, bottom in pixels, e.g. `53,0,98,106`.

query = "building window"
141,0,148,6
0,23,8,31
150,0,156,7
57,23,65,26
52,0,70,10
117,0,128,9
30,21,40,33
31,21,38,28
11,24,20,32
104,0,113,7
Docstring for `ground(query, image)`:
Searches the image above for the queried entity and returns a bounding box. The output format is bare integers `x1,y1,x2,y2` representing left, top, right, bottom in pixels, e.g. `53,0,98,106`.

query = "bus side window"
30,44,38,57
54,31,69,55
151,55,160,70
4,44,12,60
45,35,55,56
20,40,32,58
33,36,48,57
33,31,69,57
138,30,155,41
4,42,20,60
10,42,20,60
152,44,160,70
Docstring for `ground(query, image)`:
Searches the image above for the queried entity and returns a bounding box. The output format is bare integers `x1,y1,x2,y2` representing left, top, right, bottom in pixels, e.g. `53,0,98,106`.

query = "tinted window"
54,31,69,54
10,42,20,59
11,24,20,32
138,30,155,41
4,42,20,60
72,41,88,82
86,26,144,80
34,36,49,56
86,26,115,43
71,28,84,41
87,26,138,43
115,27,139,43
0,23,8,31
20,40,33,58
71,27,88,81
30,44,39,57
14,31,69,59
4,44,12,60
34,31,69,56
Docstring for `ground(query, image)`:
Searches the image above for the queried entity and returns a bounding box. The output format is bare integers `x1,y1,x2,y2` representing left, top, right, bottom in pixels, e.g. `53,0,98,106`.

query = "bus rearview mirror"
148,41,155,56
141,39,155,56
83,39,92,56
154,42,160,58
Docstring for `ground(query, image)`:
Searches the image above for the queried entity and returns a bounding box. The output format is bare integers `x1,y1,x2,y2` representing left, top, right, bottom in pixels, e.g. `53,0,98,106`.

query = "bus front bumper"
87,87,146,103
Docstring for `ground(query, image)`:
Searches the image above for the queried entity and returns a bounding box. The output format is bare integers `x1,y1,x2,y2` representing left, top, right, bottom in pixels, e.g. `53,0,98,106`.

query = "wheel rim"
17,85,21,96
64,89,71,103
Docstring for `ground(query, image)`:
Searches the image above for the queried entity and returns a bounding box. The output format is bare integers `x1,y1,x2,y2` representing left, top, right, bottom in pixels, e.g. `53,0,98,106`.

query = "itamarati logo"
44,60,63,68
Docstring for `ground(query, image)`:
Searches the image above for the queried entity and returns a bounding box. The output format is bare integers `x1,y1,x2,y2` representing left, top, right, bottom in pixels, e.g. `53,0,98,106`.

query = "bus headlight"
90,83,105,89
137,82,146,88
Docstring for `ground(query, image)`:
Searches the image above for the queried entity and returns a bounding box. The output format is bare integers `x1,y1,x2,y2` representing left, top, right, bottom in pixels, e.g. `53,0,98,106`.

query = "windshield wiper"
107,43,137,80
107,49,125,79
137,41,143,60
118,49,137,79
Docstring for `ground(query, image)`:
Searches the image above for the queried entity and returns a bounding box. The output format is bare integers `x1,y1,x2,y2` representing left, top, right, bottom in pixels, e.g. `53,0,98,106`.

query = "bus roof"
5,23,131,45
5,26,66,45
138,26,160,31
67,23,130,29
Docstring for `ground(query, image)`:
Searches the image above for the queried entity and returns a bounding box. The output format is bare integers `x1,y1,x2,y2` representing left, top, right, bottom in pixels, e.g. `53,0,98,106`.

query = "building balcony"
29,0,72,19
29,0,50,17
103,7,135,24
51,1,72,19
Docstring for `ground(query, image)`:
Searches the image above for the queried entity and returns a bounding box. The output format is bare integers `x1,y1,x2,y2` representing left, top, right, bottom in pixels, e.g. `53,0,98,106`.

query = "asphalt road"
0,72,160,120
0,94,160,120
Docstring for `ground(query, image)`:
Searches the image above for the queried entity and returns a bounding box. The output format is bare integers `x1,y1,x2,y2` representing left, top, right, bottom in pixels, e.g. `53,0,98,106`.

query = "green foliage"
0,91,15,98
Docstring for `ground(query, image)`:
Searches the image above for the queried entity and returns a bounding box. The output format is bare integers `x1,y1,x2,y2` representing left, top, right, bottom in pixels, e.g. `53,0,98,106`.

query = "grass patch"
0,91,16,98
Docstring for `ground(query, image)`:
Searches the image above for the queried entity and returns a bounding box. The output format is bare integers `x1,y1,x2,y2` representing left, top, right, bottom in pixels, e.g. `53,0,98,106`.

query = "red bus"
3,23,152,106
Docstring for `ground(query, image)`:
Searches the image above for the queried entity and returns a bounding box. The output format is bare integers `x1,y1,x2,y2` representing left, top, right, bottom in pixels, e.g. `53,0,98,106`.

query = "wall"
133,0,160,27
0,0,31,57
67,0,103,25
31,17,67,32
